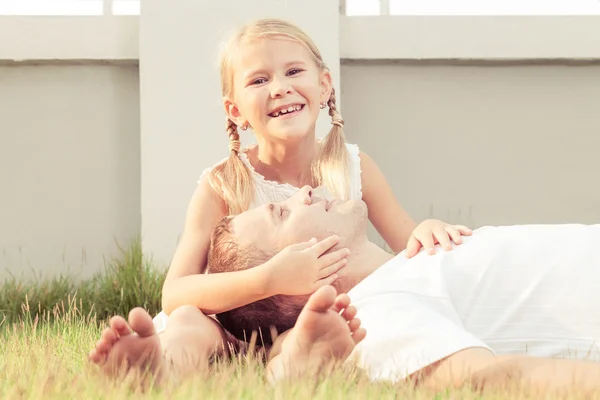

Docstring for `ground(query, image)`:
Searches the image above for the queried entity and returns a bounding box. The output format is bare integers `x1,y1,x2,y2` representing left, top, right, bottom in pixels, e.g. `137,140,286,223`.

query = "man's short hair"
207,216,307,346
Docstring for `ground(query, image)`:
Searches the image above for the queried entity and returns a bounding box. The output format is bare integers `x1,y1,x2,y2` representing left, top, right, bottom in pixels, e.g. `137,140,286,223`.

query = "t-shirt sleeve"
347,256,493,383
349,291,492,382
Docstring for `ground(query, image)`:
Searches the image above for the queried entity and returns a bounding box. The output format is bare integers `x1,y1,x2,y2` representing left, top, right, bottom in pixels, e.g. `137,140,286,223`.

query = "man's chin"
330,198,367,215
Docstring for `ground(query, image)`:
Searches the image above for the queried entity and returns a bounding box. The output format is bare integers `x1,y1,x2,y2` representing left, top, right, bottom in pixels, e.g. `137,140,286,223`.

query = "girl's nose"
270,77,292,98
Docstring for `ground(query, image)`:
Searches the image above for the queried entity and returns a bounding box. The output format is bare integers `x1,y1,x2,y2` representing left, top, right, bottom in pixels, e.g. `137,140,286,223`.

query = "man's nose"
295,185,313,205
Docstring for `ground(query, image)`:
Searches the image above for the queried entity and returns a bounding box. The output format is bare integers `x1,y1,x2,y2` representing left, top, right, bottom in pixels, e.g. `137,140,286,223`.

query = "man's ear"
319,69,333,104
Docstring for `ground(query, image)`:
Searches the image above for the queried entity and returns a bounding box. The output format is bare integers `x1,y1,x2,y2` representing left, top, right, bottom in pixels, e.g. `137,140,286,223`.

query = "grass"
0,306,499,400
0,239,165,326
0,240,595,399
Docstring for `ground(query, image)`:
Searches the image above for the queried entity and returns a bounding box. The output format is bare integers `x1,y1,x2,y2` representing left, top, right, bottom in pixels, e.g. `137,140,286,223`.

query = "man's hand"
405,219,472,258
265,235,349,296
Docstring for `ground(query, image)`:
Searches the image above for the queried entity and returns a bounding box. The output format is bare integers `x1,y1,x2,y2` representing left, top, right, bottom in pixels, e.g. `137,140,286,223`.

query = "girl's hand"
265,235,349,296
405,219,472,258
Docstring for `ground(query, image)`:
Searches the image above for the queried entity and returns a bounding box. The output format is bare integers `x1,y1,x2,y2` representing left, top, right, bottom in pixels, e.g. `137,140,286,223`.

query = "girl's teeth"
271,105,302,117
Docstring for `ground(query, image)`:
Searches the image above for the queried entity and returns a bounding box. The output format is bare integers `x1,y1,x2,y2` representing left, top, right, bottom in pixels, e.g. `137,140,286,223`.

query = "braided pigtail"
208,119,254,214
315,88,350,200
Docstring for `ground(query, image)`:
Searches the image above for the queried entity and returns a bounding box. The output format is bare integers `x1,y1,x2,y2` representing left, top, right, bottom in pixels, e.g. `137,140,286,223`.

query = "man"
207,185,600,395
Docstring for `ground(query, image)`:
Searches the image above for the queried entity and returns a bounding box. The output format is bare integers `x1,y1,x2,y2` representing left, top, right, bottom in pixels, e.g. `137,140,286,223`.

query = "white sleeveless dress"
152,143,364,333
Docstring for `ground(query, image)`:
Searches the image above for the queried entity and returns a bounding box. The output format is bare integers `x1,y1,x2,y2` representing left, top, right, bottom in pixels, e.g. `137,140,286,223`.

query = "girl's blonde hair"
209,18,350,215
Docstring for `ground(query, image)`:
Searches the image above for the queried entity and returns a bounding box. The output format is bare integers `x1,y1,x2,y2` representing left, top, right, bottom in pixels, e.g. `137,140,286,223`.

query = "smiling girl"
89,18,471,382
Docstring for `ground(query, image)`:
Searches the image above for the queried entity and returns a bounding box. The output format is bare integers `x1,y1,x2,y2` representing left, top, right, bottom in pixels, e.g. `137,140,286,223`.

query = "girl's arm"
359,151,471,257
359,151,417,254
161,175,272,315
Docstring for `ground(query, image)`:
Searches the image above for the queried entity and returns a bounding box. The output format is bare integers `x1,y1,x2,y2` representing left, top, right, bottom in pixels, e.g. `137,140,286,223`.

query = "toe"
340,305,357,321
305,285,337,312
352,327,367,344
109,316,133,338
101,327,118,344
95,339,112,355
89,348,106,364
332,294,351,313
128,307,157,338
347,317,361,333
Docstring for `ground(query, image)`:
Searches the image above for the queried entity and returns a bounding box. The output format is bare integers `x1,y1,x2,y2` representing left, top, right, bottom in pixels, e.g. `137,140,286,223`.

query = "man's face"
231,185,368,256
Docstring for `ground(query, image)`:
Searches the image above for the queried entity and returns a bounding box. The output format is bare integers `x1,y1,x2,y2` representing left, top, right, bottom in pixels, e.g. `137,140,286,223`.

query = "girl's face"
225,37,332,144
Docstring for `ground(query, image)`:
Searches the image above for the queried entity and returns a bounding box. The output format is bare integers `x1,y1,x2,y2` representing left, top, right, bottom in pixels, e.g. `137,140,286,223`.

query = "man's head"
207,185,368,345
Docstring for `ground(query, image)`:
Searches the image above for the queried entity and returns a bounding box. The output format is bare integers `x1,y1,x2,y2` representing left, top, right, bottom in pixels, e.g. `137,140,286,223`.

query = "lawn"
0,296,449,400
0,311,518,400
0,240,592,399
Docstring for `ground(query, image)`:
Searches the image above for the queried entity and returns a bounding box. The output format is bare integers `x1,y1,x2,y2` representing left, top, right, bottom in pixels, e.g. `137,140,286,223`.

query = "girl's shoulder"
197,157,227,184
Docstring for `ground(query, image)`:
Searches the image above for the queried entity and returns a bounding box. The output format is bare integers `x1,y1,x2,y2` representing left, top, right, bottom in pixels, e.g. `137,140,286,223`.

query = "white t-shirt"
348,224,600,382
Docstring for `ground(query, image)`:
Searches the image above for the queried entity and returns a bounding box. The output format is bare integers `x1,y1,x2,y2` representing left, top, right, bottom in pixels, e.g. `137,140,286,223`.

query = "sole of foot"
89,307,166,387
268,285,366,383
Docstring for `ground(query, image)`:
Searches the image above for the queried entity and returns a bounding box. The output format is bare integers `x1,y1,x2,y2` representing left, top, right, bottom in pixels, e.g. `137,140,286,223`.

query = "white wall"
0,12,599,278
0,64,140,280
341,61,600,248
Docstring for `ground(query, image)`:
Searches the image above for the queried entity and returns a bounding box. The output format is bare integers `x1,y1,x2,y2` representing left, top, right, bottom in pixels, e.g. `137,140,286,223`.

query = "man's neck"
253,134,318,187
335,239,395,293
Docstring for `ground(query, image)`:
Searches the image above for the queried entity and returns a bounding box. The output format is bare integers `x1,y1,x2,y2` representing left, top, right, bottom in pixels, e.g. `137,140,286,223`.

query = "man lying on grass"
90,186,600,394
206,186,600,395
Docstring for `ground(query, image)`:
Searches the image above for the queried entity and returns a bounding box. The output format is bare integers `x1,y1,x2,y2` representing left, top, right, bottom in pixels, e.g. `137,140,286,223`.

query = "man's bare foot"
89,307,166,384
267,285,367,384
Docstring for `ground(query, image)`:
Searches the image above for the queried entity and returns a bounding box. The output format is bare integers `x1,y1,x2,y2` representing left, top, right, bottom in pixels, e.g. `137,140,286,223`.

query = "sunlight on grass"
0,289,475,399
0,240,596,399
0,295,583,400
0,298,422,400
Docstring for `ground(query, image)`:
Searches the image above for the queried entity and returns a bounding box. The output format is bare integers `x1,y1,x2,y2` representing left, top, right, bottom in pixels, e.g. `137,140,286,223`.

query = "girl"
90,17,472,380
158,15,470,355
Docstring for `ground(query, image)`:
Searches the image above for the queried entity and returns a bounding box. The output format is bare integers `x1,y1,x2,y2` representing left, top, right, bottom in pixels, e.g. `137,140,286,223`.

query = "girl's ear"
319,70,333,104
223,98,246,127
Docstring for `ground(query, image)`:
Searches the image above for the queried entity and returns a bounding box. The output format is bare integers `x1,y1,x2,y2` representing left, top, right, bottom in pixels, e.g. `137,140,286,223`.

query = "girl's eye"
288,68,302,75
252,78,267,85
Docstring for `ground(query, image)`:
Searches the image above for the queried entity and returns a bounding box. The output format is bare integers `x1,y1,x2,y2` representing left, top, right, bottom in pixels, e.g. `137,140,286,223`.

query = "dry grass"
0,241,597,399
1,297,595,400
0,298,418,399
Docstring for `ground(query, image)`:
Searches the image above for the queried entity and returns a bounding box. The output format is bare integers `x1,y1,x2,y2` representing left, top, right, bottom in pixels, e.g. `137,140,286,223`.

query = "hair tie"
229,139,241,153
331,119,344,128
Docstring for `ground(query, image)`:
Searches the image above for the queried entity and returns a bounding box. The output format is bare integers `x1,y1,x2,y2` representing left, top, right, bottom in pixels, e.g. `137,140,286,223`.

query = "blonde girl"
90,18,471,381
